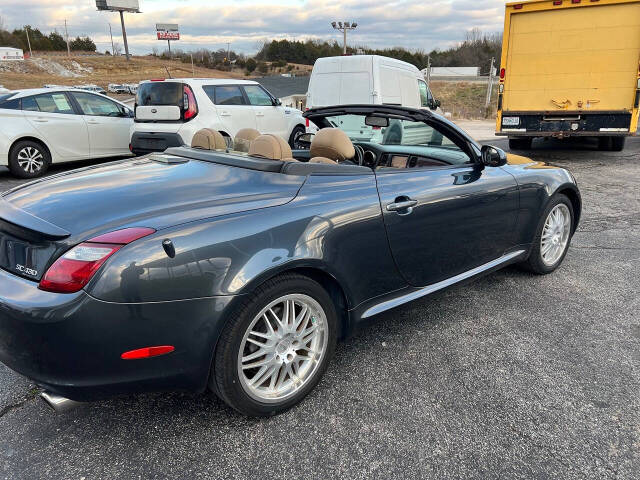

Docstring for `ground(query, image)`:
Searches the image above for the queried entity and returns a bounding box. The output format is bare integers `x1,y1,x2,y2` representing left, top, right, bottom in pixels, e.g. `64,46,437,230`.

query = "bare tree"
113,42,122,56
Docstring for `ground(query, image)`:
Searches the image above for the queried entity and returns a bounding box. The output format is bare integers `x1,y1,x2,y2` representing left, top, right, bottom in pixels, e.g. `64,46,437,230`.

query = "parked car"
0,105,581,417
130,78,306,155
74,84,107,95
305,55,443,144
108,83,129,94
124,83,138,95
0,88,134,178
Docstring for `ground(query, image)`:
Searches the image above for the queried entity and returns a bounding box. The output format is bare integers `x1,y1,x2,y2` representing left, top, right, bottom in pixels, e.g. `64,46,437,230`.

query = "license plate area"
502,116,520,126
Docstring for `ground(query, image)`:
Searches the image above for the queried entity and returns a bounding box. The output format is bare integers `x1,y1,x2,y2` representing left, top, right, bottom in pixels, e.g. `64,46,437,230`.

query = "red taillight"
150,78,165,82
553,0,562,5
305,107,310,127
38,227,156,294
183,85,197,120
500,68,506,80
39,243,121,293
121,346,175,360
514,3,523,9
89,227,156,244
571,0,581,3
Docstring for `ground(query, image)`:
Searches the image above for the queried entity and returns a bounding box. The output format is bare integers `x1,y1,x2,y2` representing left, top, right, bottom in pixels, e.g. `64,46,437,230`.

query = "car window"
418,81,433,108
21,93,75,114
72,92,122,116
325,114,471,166
137,82,183,106
209,86,246,106
243,85,273,106
0,94,20,110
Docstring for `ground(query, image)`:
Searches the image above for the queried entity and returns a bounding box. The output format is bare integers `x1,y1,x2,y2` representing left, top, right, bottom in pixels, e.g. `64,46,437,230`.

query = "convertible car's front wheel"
521,194,574,274
212,274,337,416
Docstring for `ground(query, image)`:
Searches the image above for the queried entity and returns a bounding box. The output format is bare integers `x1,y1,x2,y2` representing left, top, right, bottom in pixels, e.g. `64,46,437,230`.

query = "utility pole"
227,42,230,62
426,55,431,86
109,23,115,55
485,57,496,116
331,21,358,55
119,11,130,61
64,19,71,57
24,26,33,58
190,53,194,76
167,39,171,56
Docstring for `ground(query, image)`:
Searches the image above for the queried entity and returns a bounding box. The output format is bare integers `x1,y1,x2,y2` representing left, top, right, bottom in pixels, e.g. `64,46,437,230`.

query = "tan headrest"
310,128,355,161
234,128,261,152
191,128,226,150
249,134,292,160
309,157,337,164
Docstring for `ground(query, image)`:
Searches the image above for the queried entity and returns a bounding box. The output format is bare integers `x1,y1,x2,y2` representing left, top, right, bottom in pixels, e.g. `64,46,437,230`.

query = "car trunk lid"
1,155,304,281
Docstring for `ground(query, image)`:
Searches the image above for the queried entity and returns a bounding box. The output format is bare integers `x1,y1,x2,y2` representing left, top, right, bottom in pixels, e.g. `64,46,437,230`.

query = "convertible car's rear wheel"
521,194,574,274
212,274,337,416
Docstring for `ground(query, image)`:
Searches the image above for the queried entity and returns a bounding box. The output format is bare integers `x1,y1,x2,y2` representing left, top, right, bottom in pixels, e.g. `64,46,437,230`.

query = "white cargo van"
307,55,440,111
306,55,442,142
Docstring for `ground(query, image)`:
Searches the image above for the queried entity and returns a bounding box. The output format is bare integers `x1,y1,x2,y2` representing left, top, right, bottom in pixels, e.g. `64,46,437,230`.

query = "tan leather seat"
309,128,355,164
309,157,337,165
249,134,296,161
191,128,227,150
234,128,261,152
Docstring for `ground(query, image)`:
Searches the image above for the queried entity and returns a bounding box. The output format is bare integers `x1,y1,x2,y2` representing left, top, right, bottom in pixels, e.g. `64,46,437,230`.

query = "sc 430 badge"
16,264,38,276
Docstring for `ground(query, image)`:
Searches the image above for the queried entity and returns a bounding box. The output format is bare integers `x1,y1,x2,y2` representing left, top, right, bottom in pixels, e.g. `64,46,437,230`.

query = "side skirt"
360,249,526,319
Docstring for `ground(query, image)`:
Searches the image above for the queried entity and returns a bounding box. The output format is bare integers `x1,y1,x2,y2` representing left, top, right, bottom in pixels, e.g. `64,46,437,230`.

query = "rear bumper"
497,111,634,137
130,131,185,155
0,268,234,401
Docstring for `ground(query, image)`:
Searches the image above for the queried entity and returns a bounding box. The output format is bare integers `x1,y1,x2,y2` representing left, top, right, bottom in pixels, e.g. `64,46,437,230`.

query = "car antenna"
165,66,172,79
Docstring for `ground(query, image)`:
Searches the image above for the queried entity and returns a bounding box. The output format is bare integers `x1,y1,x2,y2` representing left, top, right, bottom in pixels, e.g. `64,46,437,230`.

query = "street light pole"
331,21,358,55
24,26,33,58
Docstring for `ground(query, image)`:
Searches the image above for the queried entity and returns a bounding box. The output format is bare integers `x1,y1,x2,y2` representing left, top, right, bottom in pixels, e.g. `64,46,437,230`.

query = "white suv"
131,79,306,155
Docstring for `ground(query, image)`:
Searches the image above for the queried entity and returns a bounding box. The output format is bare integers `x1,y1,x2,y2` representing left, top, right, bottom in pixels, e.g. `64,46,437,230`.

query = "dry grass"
430,81,499,120
0,54,249,91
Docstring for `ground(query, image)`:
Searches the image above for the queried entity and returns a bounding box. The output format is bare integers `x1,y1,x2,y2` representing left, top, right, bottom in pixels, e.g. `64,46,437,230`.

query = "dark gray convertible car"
0,105,581,416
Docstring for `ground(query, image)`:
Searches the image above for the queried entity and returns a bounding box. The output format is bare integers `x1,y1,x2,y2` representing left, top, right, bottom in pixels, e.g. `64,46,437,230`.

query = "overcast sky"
1,0,509,54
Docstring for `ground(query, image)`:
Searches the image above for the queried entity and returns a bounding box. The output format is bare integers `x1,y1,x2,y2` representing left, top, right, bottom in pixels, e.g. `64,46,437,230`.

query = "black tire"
288,125,306,149
212,273,338,417
509,137,533,150
520,193,574,275
610,136,626,152
9,140,50,178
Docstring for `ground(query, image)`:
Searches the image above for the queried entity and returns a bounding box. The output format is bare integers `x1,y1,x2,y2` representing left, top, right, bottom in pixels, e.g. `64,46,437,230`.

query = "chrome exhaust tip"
40,391,81,413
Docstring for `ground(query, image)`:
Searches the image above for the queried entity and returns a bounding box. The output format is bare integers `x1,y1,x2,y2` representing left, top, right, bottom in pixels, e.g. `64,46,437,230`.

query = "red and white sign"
157,31,180,40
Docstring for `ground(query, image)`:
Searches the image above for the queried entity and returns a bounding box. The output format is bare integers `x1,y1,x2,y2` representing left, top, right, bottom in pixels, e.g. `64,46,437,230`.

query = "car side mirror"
481,145,507,167
429,99,441,109
273,98,282,106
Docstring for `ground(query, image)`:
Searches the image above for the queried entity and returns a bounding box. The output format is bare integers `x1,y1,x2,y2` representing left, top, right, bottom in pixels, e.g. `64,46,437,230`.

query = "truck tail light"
514,4,523,9
183,85,198,121
39,228,155,294
571,0,581,3
553,1,562,5
500,68,506,80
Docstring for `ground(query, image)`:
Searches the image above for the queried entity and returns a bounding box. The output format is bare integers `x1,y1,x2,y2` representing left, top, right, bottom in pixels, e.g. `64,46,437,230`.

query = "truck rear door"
503,1,640,113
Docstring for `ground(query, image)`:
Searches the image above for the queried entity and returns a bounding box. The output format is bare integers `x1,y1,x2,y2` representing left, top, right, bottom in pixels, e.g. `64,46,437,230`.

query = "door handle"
33,118,48,123
86,120,100,124
256,112,265,117
386,198,418,215
219,111,231,117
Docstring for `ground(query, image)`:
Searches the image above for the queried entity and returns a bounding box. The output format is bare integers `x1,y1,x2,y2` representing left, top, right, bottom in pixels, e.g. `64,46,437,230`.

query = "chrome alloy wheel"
541,204,571,267
238,294,328,403
16,146,44,174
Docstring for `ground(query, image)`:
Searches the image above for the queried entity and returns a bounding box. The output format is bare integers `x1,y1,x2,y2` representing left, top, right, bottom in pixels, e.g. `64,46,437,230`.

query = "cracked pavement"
0,136,639,479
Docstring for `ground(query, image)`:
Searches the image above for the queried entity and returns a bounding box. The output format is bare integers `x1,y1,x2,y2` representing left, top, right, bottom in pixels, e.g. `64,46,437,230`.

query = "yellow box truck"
496,0,640,151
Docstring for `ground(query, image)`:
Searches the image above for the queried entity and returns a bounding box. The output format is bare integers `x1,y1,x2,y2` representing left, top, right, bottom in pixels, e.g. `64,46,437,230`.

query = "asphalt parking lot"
1,137,638,479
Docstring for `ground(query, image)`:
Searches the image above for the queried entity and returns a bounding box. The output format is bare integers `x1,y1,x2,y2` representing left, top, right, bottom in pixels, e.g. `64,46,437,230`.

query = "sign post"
156,24,179,56
96,1,141,61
